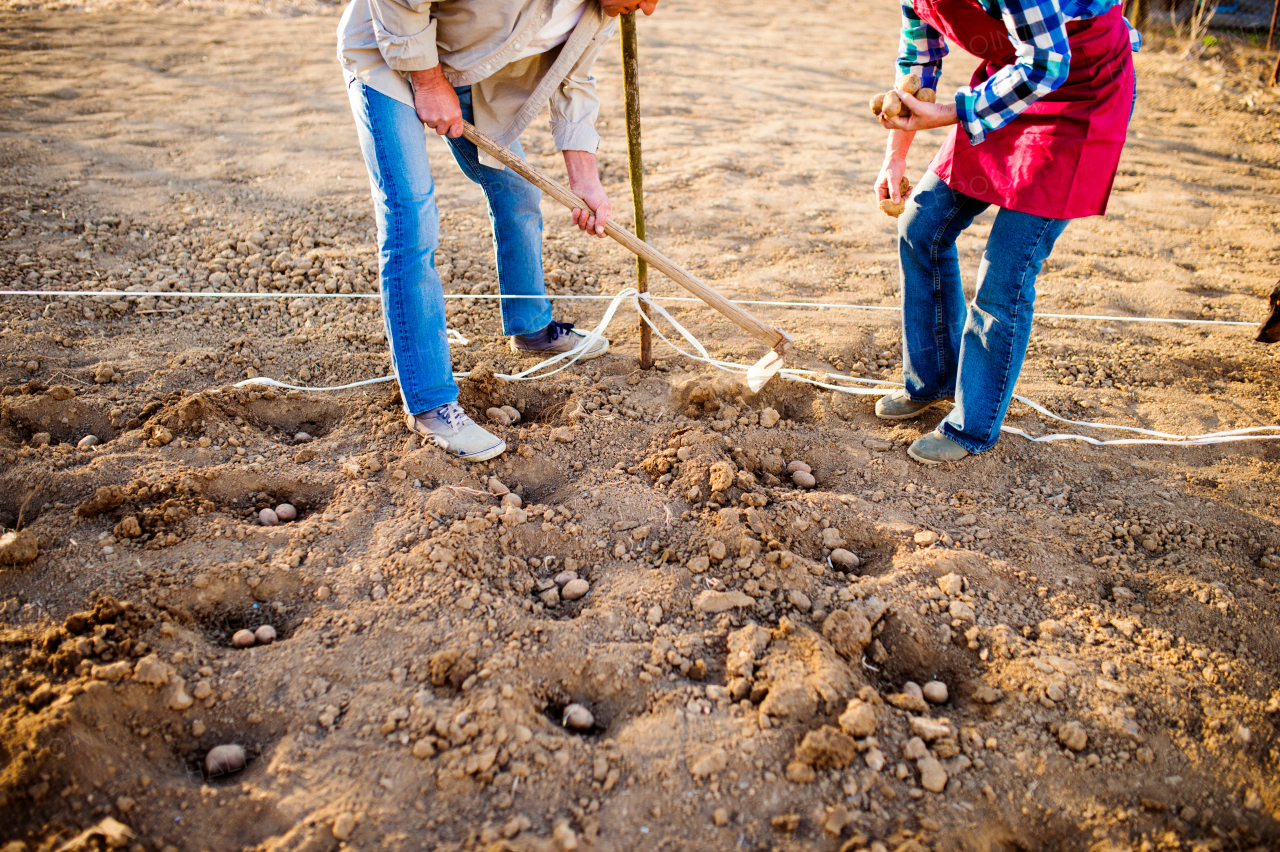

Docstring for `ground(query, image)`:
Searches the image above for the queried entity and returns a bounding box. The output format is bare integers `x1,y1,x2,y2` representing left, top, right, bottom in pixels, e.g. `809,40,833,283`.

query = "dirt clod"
0,529,39,565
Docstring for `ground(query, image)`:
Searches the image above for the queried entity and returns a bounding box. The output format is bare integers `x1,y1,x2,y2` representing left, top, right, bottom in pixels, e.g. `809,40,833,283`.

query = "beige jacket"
338,0,616,164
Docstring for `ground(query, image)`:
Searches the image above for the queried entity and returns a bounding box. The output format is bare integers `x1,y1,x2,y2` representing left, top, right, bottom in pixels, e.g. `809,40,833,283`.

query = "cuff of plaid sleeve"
954,87,987,146
897,65,942,93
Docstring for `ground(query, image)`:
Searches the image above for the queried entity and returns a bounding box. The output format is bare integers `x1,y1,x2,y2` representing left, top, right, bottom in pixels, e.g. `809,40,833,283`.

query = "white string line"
236,288,1280,450
4,287,1275,447
625,295,1280,446
0,289,1258,327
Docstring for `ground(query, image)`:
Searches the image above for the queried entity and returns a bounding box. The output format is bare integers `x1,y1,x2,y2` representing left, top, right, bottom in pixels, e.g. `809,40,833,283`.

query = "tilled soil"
1,3,1279,851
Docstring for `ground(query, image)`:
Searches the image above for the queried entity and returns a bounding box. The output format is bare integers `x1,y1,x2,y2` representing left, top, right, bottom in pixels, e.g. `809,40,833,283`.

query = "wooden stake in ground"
1269,0,1278,50
620,11,652,369
460,122,791,358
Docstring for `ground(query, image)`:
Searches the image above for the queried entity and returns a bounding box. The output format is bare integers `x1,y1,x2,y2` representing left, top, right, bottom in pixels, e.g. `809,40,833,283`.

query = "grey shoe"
510,321,609,361
907,430,970,465
407,403,506,462
875,389,950,421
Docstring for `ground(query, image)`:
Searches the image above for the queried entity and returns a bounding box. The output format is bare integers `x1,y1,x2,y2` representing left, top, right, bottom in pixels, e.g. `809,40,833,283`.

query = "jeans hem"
907,390,955,403
937,420,995,454
405,390,461,419
502,312,553,338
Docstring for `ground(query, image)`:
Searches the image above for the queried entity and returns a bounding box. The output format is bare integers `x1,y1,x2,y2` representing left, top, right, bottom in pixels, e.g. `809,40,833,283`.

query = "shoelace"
436,401,468,433
547,321,576,341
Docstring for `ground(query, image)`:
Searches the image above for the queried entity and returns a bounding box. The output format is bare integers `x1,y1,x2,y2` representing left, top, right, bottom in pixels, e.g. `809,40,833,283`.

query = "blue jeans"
898,170,1069,454
345,79,552,415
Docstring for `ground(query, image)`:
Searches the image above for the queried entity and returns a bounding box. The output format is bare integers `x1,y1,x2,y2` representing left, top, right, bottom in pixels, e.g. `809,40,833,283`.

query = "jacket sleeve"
548,19,617,152
954,0,1071,145
897,0,948,92
368,0,439,73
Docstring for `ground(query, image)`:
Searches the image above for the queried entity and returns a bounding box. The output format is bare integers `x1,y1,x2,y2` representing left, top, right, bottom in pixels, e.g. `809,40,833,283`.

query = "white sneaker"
407,403,506,462
510,321,609,361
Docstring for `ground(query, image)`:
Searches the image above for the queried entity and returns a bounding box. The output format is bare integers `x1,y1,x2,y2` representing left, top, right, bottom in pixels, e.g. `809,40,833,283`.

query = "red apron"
916,0,1135,219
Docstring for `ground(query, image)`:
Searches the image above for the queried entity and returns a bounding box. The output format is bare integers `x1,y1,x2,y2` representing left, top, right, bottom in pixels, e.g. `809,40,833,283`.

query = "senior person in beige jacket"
338,0,658,462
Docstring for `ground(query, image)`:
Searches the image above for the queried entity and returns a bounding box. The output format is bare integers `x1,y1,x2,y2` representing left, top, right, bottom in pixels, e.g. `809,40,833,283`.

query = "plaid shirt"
897,0,1141,145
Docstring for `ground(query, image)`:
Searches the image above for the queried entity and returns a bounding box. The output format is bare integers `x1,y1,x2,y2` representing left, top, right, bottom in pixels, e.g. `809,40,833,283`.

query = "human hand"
878,90,958,132
600,0,659,17
409,65,463,138
876,156,909,205
563,150,612,237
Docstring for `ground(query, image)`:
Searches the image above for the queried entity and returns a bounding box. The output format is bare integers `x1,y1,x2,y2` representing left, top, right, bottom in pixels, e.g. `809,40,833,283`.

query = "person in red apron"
871,0,1139,464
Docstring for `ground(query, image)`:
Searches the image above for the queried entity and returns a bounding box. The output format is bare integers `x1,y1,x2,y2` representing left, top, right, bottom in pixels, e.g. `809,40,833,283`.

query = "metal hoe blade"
746,350,785,393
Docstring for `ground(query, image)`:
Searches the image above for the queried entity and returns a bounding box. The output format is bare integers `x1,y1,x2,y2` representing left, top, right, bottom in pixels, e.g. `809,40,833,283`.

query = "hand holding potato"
878,175,913,218
869,74,937,120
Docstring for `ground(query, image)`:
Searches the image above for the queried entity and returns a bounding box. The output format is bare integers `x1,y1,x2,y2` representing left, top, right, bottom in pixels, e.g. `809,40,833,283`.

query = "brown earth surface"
1,2,1280,851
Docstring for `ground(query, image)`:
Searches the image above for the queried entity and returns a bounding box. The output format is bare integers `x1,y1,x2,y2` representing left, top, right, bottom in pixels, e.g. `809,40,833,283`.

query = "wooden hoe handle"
460,122,791,354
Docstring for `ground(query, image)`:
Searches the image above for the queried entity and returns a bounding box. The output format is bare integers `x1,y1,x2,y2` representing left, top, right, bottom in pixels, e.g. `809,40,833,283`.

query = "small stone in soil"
937,572,963,596
561,578,590,601
787,461,811,474
275,503,297,522
923,681,948,704
254,625,277,645
258,508,279,526
553,570,579,587
1058,720,1088,751
332,812,355,841
917,756,947,792
562,703,594,730
909,716,952,742
792,471,816,489
838,698,877,737
232,629,256,648
294,432,313,443
77,435,99,451
205,744,246,775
